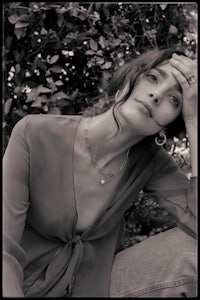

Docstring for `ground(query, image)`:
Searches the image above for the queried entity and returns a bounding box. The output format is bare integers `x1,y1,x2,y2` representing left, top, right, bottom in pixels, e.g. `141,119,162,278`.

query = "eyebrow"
153,67,182,93
154,67,168,78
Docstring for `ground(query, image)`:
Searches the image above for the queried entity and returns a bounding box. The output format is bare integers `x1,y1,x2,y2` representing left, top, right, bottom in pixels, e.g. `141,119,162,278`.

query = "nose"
149,91,160,105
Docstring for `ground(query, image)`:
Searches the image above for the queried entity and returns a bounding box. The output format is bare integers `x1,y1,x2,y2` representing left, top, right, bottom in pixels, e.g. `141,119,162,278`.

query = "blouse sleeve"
144,147,197,239
3,116,30,297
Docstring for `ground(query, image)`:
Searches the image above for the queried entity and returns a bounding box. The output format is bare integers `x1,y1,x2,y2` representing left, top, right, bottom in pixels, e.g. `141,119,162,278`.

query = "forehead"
153,61,182,92
155,61,173,75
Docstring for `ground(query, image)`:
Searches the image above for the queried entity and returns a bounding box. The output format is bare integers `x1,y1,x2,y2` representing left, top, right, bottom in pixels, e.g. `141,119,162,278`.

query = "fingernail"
172,53,179,58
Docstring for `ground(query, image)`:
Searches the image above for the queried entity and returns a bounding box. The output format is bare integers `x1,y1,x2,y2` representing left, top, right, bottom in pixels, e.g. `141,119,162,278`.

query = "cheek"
134,81,148,93
155,105,180,126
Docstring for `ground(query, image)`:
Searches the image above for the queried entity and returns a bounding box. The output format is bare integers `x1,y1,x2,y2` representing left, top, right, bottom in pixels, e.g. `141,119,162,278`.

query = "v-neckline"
71,116,153,239
71,116,125,238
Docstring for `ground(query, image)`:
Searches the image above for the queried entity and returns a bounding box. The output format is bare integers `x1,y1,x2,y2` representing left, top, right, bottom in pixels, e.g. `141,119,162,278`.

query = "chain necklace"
84,117,129,185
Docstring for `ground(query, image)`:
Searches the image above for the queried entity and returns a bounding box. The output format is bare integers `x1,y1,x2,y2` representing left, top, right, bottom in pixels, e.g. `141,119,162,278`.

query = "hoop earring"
155,132,167,146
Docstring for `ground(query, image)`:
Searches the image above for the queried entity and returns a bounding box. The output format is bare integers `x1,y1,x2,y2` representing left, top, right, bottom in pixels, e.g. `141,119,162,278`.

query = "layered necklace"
84,117,129,185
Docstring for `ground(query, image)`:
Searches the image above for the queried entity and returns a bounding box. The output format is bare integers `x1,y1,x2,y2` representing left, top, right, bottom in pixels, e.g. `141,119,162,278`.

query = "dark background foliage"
3,2,197,248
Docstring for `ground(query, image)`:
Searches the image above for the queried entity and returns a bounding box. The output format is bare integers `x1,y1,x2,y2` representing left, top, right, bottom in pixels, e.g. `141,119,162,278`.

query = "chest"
73,141,125,233
73,123,127,233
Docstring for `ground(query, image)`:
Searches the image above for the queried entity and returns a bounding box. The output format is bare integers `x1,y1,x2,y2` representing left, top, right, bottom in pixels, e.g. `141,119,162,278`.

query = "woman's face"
119,61,183,136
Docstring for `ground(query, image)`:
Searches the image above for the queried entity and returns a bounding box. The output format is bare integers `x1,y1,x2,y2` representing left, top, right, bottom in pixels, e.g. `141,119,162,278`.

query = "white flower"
25,70,31,77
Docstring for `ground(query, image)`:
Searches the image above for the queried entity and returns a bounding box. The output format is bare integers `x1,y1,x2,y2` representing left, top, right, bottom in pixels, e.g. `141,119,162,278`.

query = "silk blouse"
3,114,197,297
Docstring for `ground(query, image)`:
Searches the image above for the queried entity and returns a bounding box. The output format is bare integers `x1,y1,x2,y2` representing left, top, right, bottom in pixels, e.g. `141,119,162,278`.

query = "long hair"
106,45,187,139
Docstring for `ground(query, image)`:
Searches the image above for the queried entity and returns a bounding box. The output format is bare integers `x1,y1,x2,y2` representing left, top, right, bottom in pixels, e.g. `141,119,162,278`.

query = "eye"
146,74,158,83
169,94,179,107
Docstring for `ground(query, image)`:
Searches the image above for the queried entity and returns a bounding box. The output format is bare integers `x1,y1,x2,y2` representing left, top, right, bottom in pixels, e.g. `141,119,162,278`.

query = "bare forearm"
185,118,197,177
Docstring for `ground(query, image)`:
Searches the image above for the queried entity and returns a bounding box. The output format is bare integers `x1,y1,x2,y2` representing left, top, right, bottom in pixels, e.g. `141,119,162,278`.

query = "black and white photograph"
2,2,197,297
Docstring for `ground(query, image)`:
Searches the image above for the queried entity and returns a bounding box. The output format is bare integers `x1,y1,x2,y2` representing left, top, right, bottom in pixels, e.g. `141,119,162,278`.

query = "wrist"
184,117,197,127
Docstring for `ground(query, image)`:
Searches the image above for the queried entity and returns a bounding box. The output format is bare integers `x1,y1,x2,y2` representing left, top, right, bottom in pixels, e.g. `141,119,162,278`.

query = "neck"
85,108,145,165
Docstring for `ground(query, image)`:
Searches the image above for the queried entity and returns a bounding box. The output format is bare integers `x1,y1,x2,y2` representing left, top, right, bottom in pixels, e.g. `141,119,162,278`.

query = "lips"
135,99,153,118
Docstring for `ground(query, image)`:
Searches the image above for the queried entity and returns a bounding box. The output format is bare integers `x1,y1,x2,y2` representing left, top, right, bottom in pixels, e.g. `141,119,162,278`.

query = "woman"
3,46,197,297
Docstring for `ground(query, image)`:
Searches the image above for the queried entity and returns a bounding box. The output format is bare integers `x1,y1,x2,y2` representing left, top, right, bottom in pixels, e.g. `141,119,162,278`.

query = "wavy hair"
106,45,188,139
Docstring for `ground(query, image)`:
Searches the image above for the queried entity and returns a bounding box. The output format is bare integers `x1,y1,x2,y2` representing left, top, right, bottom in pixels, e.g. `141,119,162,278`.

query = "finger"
170,57,194,80
172,53,195,65
171,66,190,91
171,54,197,75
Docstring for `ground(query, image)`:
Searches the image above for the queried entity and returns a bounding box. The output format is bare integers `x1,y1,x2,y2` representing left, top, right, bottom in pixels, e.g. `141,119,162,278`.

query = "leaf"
96,58,105,65
47,107,61,115
65,22,73,30
14,28,22,40
94,98,105,109
14,49,22,62
50,65,63,73
15,21,30,29
4,98,13,115
56,99,70,107
159,4,168,10
55,80,64,86
101,61,112,69
31,97,42,108
51,92,71,101
8,14,19,24
62,37,72,45
18,14,30,22
89,39,98,51
15,63,21,74
38,87,52,93
101,71,111,89
57,15,64,27
96,50,103,56
103,5,110,18
71,89,79,100
49,55,59,64
14,86,22,95
14,28,26,40
85,50,95,55
169,24,178,35
47,40,61,50
26,87,41,102
37,95,48,103
41,27,48,35
111,38,121,47
9,3,21,9
33,58,47,72
99,36,106,49
13,108,27,118
5,36,13,50
45,69,51,76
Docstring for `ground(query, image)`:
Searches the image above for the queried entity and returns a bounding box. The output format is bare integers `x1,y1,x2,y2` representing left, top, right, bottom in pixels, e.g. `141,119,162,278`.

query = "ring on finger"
188,75,196,85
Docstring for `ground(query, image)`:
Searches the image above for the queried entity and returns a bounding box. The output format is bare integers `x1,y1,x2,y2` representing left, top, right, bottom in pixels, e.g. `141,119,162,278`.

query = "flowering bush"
3,2,197,152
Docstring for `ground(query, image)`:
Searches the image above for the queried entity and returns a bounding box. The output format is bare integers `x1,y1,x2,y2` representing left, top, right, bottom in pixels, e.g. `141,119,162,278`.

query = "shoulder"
26,113,82,128
12,114,83,152
17,113,82,138
139,137,179,172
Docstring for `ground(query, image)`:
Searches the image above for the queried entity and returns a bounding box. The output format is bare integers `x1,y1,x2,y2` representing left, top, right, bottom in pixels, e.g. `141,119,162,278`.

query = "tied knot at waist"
24,235,84,297
71,235,81,245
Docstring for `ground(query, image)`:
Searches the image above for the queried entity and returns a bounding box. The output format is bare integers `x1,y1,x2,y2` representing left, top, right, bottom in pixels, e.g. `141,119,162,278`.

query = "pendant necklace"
84,117,129,185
